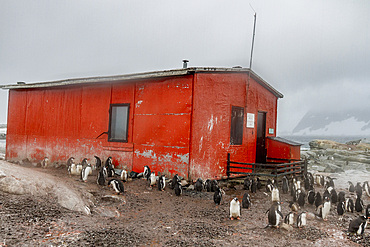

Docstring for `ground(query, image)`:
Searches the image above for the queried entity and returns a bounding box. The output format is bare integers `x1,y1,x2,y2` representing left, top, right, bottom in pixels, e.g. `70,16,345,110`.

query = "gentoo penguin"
284,211,295,225
267,202,283,227
194,178,204,192
242,193,251,209
355,183,363,198
355,195,364,213
308,190,315,205
266,179,273,193
41,157,49,168
205,179,212,192
330,188,338,204
229,198,241,220
271,186,280,202
304,174,311,190
97,166,106,186
108,179,124,194
345,198,355,213
158,175,166,191
315,174,321,185
105,157,115,177
363,181,370,197
148,172,156,187
297,190,305,208
174,180,182,196
251,178,257,193
320,196,331,221
76,162,83,175
282,176,289,194
366,204,370,219
297,212,307,229
315,192,322,209
338,191,346,203
81,162,92,182
243,177,251,190
94,156,102,170
325,176,335,188
211,180,219,192
348,181,355,193
348,216,368,235
67,157,76,176
143,165,151,180
256,177,262,190
319,175,325,187
169,174,180,189
337,200,345,216
213,186,222,205
120,169,128,182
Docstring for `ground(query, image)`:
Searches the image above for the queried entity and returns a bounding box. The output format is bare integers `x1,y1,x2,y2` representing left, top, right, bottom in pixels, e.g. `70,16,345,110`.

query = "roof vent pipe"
182,60,189,69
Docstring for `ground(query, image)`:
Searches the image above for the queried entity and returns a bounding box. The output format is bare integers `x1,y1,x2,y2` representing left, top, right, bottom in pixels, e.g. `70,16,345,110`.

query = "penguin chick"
284,211,294,225
194,178,204,192
108,179,124,194
213,186,222,205
158,175,166,191
242,193,251,209
148,172,156,187
230,198,241,220
97,166,106,186
307,190,315,205
174,181,182,196
289,202,299,212
297,212,307,229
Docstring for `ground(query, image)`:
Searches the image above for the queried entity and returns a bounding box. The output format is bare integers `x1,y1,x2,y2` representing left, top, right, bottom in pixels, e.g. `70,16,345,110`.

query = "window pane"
110,105,129,141
230,106,244,145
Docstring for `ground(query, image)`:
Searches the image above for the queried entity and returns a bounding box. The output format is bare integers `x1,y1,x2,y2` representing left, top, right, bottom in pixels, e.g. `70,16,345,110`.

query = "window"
108,104,130,142
230,106,244,145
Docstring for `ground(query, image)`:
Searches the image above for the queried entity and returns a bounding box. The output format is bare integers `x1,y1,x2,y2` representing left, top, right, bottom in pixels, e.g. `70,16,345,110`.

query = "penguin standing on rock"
230,198,241,220
266,202,283,228
213,186,222,205
97,166,106,186
319,196,331,221
355,195,364,212
348,181,355,193
158,175,166,191
108,179,124,194
105,157,115,177
337,200,345,216
120,169,128,182
174,180,182,196
242,193,251,209
170,174,180,190
338,191,346,203
282,176,289,194
297,190,305,208
251,178,257,193
308,190,315,205
271,186,280,202
348,216,368,235
345,198,355,213
81,162,92,182
297,212,307,229
94,156,102,170
143,165,151,180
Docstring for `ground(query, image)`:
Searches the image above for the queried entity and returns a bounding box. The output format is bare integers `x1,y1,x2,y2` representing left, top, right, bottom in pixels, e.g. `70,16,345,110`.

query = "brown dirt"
0,163,367,246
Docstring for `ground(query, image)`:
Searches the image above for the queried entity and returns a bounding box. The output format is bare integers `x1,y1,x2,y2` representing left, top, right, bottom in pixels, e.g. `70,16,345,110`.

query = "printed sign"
269,128,274,134
246,113,255,128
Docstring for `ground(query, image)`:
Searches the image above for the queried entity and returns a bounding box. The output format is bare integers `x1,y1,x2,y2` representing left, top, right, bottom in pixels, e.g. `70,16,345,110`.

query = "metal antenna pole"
249,12,257,69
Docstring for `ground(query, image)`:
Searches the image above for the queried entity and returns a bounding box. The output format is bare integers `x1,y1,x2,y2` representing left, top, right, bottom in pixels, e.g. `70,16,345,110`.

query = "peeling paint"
136,100,143,108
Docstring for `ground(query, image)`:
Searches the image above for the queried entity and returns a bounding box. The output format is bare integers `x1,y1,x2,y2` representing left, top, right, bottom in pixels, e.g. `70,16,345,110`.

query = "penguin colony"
62,156,370,235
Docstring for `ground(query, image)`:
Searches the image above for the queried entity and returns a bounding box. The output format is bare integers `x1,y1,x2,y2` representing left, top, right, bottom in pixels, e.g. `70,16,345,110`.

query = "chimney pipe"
182,60,189,69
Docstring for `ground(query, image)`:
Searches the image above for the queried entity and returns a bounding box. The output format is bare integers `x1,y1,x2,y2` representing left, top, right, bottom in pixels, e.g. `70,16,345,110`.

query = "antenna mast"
249,11,257,69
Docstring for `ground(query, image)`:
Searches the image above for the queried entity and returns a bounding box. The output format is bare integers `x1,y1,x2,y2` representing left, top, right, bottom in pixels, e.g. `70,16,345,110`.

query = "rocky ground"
0,159,368,246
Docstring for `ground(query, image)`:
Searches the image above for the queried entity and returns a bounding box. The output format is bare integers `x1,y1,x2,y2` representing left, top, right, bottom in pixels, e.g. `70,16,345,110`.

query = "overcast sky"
1,0,369,134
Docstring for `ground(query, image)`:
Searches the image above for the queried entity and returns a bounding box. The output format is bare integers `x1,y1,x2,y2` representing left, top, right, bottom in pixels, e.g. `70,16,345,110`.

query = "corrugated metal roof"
267,136,302,146
1,67,283,98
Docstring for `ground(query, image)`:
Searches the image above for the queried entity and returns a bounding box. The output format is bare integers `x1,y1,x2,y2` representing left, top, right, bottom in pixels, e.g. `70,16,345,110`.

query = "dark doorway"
255,112,266,163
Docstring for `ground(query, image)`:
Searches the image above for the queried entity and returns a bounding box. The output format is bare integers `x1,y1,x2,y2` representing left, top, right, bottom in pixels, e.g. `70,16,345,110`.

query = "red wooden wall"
6,71,281,180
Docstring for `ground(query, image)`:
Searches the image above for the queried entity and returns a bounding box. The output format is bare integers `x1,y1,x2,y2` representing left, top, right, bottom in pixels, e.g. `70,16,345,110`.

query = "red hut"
2,67,300,179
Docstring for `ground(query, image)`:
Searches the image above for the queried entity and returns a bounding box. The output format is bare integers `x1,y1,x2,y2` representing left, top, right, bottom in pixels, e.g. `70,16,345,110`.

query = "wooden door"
255,112,266,163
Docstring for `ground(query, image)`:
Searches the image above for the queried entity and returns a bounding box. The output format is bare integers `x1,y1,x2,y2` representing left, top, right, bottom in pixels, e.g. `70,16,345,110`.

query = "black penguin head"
233,197,238,202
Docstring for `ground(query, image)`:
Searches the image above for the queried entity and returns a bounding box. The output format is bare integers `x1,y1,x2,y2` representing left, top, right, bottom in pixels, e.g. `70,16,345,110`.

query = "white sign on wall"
246,113,255,128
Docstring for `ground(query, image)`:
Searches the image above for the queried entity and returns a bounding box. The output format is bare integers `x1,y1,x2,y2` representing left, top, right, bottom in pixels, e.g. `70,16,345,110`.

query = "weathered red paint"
266,137,301,162
5,68,296,180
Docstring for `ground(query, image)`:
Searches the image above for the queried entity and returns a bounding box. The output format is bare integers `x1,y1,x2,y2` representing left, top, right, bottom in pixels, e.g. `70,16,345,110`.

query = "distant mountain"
292,109,370,136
